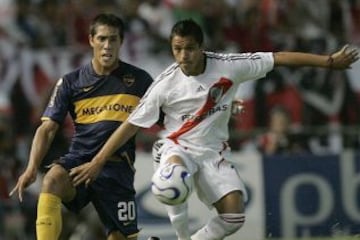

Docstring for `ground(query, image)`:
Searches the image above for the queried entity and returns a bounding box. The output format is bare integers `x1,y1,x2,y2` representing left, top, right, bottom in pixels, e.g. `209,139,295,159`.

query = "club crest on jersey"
209,86,223,103
123,74,135,87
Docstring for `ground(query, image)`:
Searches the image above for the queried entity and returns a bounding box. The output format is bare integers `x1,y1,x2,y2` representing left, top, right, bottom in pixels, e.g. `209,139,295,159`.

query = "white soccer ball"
151,163,193,205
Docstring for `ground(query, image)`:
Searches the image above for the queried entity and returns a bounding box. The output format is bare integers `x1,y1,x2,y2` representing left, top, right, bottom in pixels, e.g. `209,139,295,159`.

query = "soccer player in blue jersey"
9,13,153,240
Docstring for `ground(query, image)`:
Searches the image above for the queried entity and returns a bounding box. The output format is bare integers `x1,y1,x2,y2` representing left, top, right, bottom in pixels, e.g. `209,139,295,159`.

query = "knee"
218,213,245,236
41,165,70,194
42,173,60,191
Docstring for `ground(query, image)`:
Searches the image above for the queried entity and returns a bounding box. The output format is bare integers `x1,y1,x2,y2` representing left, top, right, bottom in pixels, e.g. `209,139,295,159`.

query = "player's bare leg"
192,190,245,240
214,190,244,214
36,164,76,240
40,164,76,200
166,155,184,165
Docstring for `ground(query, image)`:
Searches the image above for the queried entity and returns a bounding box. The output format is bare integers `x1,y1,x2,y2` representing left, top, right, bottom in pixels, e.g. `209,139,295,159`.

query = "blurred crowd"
0,0,360,239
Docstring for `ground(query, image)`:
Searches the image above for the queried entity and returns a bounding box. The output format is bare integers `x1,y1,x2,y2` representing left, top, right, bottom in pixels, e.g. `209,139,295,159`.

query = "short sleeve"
128,81,165,128
232,52,274,83
41,78,70,124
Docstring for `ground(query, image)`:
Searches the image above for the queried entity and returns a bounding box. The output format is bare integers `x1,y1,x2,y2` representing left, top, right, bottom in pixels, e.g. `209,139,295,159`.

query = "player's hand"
330,45,359,69
9,168,37,202
69,161,103,187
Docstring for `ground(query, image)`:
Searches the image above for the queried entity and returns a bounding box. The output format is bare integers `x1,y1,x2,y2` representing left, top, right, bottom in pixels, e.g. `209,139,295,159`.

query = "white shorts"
153,139,248,208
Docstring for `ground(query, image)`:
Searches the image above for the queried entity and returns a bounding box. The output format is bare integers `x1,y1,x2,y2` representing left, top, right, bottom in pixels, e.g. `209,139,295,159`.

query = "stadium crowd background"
0,0,360,239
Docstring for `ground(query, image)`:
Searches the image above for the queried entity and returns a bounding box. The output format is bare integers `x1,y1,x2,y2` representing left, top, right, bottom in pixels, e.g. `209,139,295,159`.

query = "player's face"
89,25,122,74
171,35,205,76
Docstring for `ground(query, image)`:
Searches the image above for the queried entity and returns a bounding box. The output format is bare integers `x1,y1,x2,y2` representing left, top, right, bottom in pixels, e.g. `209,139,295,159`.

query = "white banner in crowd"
134,151,360,240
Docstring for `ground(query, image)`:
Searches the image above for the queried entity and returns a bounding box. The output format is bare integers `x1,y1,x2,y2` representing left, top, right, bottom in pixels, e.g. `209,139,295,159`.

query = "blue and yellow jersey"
42,61,153,163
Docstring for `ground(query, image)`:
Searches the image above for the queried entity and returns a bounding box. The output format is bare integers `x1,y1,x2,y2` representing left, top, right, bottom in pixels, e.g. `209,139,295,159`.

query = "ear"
89,34,94,47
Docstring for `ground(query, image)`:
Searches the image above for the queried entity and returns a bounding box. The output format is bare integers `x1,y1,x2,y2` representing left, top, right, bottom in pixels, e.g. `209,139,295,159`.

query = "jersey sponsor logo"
74,94,140,123
82,104,133,115
181,104,229,121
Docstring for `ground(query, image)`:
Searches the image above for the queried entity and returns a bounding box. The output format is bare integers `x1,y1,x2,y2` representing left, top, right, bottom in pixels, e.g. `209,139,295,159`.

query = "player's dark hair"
170,19,204,46
89,13,125,40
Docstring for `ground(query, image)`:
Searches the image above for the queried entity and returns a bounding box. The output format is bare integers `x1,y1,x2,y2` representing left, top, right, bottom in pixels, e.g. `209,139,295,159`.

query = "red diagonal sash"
168,77,232,142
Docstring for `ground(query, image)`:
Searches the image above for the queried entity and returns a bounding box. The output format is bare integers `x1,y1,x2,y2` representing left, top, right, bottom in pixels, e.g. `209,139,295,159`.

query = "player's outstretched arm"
9,119,59,201
274,45,359,69
70,120,140,186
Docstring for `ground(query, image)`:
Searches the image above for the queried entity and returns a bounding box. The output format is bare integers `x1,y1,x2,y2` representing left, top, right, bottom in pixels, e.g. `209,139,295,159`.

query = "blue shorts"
57,158,138,237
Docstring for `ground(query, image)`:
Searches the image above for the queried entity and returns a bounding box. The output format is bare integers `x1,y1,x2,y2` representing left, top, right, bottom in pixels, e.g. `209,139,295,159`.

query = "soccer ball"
151,163,193,205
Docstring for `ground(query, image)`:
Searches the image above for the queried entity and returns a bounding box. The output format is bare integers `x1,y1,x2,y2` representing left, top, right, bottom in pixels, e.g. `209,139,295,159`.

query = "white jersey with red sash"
129,51,274,152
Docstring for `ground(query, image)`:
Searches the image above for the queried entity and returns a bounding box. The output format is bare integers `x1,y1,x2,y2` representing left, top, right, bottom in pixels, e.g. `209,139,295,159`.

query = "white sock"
165,202,190,240
191,213,245,240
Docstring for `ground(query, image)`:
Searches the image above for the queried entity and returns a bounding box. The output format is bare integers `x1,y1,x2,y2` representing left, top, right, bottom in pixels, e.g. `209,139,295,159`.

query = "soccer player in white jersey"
70,19,359,240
